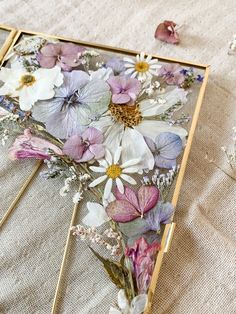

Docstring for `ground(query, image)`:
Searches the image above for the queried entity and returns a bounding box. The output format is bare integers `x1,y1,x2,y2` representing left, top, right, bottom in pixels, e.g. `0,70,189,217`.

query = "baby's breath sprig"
71,225,122,256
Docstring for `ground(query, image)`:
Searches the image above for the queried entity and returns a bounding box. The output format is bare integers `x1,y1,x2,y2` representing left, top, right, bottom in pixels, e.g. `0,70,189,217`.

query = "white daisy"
123,52,161,82
89,147,140,199
91,87,188,170
0,63,63,111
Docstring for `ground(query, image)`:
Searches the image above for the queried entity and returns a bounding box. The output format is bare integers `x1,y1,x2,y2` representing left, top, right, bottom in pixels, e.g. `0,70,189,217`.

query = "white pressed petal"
98,159,109,168
104,178,113,199
116,178,124,194
122,166,139,174
120,174,137,185
149,69,158,76
117,290,129,311
89,175,108,187
83,202,109,227
109,307,122,314
103,123,124,155
130,71,137,78
124,63,135,68
114,146,122,164
89,166,106,173
91,115,113,133
123,57,135,64
135,120,188,140
150,63,162,69
121,127,154,170
140,52,145,61
87,202,103,212
105,149,113,165
149,59,159,65
125,68,135,75
19,87,37,111
139,99,168,117
121,158,140,168
145,54,152,63
136,54,140,62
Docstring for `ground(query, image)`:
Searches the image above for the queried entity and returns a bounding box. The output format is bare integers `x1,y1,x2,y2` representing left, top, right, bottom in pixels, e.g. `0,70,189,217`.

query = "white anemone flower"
0,63,63,111
109,289,148,314
89,147,140,200
91,87,188,170
123,52,161,82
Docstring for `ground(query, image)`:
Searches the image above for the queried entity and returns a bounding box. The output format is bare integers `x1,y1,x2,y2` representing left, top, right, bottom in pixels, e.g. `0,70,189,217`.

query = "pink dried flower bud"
155,20,180,44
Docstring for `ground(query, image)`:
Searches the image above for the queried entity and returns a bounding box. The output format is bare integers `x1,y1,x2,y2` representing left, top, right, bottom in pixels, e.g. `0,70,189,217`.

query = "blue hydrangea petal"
155,132,183,160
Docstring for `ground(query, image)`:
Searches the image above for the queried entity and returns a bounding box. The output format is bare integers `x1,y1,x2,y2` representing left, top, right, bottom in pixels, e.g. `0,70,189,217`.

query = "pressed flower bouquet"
0,29,209,314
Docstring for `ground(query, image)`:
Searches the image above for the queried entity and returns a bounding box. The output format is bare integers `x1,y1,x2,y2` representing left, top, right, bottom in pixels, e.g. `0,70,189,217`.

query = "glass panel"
0,28,10,48
0,33,208,314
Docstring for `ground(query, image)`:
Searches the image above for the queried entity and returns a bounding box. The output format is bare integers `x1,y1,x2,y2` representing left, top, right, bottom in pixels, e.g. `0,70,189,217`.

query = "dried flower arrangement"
0,33,205,313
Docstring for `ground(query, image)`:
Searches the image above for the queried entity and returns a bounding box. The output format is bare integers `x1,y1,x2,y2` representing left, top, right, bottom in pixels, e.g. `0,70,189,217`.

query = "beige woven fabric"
0,1,236,313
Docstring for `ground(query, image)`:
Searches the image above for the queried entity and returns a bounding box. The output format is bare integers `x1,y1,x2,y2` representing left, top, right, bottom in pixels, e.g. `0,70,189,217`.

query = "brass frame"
0,25,17,63
0,25,210,314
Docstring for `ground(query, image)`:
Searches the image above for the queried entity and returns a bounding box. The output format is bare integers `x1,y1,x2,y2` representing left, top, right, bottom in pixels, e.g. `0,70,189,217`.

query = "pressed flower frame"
0,26,210,314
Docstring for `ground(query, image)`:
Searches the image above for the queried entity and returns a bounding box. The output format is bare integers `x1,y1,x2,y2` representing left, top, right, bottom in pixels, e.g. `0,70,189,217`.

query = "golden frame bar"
0,25,210,313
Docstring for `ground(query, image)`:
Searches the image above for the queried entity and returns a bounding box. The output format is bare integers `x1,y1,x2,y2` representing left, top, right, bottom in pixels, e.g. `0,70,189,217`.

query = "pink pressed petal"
60,42,84,56
115,186,140,210
105,199,140,222
37,54,56,68
77,149,94,162
40,43,61,57
107,76,122,94
63,135,84,160
154,20,180,45
82,127,103,144
89,144,105,160
137,186,159,215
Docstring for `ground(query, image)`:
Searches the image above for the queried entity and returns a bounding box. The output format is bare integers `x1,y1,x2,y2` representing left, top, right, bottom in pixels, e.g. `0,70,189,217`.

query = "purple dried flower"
9,129,62,160
105,57,126,75
63,127,105,162
107,76,141,104
158,64,185,85
37,42,85,71
125,237,160,293
146,132,183,169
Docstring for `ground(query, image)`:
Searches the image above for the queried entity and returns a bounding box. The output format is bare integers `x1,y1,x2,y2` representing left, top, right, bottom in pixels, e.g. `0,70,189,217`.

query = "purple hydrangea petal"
89,144,105,160
106,57,125,75
46,105,85,139
155,132,183,160
76,149,94,162
154,155,177,169
81,127,103,144
112,93,130,104
62,134,84,160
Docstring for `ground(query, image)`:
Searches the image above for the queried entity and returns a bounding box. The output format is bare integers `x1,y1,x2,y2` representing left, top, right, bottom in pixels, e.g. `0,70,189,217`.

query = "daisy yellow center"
106,164,122,179
109,103,143,127
19,74,36,87
135,61,149,73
